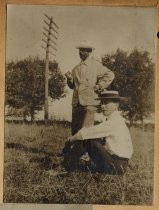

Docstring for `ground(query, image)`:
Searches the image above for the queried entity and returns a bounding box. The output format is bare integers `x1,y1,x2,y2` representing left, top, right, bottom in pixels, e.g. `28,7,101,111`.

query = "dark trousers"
63,140,129,175
71,105,96,135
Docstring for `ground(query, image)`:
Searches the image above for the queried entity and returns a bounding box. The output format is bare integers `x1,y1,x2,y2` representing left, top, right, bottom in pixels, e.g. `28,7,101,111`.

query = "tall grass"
3,123,154,204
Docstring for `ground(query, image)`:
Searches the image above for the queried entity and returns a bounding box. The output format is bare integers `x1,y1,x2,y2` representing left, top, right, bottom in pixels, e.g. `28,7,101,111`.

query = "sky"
6,5,157,121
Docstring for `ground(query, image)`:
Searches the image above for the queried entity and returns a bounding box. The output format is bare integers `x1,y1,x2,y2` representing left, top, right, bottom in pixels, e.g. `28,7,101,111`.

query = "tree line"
5,49,155,125
102,49,154,125
5,57,66,122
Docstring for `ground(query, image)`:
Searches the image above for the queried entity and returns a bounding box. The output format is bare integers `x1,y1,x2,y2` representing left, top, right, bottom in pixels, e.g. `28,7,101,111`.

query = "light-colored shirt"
76,110,133,159
68,56,114,106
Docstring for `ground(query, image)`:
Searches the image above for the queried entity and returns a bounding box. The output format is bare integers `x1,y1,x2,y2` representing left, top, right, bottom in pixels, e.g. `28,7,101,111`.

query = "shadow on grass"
30,156,60,170
5,142,62,157
5,142,61,170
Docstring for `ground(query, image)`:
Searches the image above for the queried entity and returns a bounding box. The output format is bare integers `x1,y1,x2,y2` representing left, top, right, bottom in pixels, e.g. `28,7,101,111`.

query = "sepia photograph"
3,4,156,205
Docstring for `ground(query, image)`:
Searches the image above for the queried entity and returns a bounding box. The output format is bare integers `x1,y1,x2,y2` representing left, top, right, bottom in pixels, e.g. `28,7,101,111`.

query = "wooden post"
44,17,52,124
44,45,49,124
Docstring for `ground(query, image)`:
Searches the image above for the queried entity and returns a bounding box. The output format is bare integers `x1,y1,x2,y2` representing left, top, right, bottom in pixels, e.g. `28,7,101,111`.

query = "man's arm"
69,121,110,142
67,79,75,89
65,71,75,89
96,64,115,91
98,68,115,89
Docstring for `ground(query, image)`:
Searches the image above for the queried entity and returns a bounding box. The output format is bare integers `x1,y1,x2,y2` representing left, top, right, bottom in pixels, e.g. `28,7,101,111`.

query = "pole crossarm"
44,13,59,29
51,20,59,30
43,32,49,39
44,19,50,27
49,51,56,56
43,26,50,34
44,19,59,34
43,33,57,46
50,25,59,34
49,38,56,46
41,45,48,52
49,31,58,40
42,38,47,45
44,13,52,21
43,27,57,40
49,43,57,51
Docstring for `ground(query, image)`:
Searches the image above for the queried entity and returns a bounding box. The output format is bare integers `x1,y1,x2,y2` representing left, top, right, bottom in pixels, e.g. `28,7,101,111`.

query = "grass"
3,122,154,204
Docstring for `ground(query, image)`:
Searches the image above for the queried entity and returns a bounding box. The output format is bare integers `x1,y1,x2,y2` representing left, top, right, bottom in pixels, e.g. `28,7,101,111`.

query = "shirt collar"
80,56,93,65
105,110,121,121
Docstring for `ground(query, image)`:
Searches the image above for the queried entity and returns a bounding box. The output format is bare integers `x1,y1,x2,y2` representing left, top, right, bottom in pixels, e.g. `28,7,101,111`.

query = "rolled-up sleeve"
97,65,115,89
79,121,111,140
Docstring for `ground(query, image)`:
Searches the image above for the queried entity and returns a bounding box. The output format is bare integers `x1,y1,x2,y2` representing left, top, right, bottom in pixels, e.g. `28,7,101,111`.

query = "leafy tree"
102,49,154,125
6,57,66,122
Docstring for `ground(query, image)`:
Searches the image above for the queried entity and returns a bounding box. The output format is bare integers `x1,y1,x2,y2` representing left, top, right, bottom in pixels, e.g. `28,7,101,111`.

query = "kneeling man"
63,91,133,175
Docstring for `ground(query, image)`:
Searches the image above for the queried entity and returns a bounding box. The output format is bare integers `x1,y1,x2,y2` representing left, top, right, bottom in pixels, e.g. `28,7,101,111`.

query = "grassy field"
3,122,154,205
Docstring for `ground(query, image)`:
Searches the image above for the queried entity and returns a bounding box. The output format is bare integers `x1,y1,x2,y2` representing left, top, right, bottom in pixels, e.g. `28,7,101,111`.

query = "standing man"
65,42,115,135
65,91,133,175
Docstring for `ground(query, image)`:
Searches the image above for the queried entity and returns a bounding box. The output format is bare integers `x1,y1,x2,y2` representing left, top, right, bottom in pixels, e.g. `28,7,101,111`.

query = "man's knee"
62,141,86,161
88,139,106,152
62,141,72,155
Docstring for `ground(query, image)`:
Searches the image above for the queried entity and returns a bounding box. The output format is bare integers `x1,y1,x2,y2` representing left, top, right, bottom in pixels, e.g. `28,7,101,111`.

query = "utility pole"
42,14,59,124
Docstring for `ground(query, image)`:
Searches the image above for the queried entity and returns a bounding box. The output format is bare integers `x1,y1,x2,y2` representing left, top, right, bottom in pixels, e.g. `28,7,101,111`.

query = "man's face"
101,100,119,116
79,48,92,61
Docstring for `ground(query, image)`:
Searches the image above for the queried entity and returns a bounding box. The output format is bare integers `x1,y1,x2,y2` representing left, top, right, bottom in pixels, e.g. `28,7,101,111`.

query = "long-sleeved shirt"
67,56,114,106
74,111,133,159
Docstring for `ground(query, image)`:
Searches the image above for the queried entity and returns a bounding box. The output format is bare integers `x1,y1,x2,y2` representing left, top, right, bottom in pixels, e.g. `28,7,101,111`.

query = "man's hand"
67,136,74,142
94,84,103,93
67,132,82,142
65,71,73,80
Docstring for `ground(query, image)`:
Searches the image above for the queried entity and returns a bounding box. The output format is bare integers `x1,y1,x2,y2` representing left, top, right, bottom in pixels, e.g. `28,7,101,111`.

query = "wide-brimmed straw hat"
97,90,125,101
76,40,95,50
